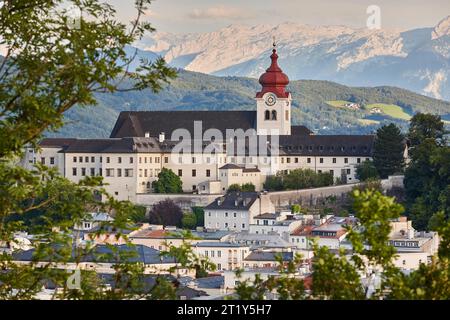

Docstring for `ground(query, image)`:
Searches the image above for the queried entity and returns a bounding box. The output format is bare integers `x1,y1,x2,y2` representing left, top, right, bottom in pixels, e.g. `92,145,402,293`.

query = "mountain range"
135,15,450,101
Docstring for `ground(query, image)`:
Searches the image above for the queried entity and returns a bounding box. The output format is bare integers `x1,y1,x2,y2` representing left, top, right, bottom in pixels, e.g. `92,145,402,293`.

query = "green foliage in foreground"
234,189,450,300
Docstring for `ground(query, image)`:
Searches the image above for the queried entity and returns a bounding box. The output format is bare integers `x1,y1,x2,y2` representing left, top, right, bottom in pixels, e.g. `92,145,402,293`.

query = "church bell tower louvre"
256,42,292,136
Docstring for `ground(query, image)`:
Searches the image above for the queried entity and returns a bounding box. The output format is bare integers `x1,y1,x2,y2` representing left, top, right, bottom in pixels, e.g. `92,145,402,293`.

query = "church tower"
256,44,292,135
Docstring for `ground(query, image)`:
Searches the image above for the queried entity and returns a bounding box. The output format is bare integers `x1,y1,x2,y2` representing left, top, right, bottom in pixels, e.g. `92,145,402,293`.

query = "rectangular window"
139,169,143,177
73,156,77,163
72,168,77,176
347,169,351,174
106,157,110,164
320,158,324,164
192,157,196,164
192,169,196,177
287,157,291,164
81,168,86,176
85,156,89,163
106,169,114,177
295,157,299,163
344,158,348,164
40,157,46,164
130,157,133,164
164,157,168,164
155,157,160,164
125,169,133,177
91,156,95,163
139,157,142,164
178,169,182,177
99,168,102,176
50,157,55,165
117,168,122,177
144,169,148,177
90,168,95,176
206,169,211,177
100,157,102,163
307,158,311,164
118,157,122,164
333,158,337,164
357,158,361,164
79,156,83,163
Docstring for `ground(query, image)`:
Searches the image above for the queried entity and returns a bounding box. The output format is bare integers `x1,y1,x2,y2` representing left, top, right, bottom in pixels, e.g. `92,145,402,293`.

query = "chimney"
159,132,165,143
144,132,150,138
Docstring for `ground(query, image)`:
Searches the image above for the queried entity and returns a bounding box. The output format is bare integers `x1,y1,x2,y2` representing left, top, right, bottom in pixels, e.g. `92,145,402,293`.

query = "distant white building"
249,212,302,238
193,242,250,271
204,192,275,232
388,217,440,271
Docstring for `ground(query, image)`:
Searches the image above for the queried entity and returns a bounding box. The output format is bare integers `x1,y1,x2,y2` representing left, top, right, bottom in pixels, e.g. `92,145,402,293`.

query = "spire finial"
272,36,277,49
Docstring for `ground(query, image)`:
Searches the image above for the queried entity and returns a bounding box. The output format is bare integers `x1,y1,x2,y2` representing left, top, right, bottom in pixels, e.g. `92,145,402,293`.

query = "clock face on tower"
265,93,277,106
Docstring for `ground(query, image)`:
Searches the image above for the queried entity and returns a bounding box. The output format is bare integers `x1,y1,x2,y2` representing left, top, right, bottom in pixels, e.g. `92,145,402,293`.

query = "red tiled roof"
291,225,314,236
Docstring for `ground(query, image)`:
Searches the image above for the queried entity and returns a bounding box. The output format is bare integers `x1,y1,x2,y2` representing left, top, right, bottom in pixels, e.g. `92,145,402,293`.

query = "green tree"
407,113,446,150
263,175,284,191
356,160,379,181
181,212,197,230
291,204,302,214
372,123,405,178
191,207,205,227
152,168,183,194
227,184,241,192
404,114,449,230
241,183,256,192
0,0,184,300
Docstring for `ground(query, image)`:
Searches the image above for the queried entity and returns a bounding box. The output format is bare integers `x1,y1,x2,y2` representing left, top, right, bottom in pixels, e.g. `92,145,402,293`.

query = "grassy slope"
365,103,412,120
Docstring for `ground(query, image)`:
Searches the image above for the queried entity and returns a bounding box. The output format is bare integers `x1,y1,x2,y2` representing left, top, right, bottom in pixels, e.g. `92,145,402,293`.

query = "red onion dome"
256,48,290,98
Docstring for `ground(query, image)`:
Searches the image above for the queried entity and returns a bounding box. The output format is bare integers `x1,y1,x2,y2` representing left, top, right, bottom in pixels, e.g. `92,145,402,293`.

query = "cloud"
188,5,253,20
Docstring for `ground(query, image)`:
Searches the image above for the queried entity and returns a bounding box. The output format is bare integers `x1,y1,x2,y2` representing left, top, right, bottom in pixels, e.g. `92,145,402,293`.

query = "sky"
107,0,450,34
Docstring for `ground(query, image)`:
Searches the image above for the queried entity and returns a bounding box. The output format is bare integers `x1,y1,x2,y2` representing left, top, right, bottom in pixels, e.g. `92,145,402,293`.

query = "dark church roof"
110,111,258,138
110,111,313,139
205,192,259,211
278,135,374,157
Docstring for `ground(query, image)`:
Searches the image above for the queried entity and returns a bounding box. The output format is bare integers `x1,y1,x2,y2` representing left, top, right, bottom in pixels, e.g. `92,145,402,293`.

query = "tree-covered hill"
49,70,450,138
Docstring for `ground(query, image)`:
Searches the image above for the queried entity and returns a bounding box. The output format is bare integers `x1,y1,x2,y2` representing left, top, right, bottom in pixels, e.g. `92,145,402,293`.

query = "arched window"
146,181,151,189
271,110,277,120
265,110,270,120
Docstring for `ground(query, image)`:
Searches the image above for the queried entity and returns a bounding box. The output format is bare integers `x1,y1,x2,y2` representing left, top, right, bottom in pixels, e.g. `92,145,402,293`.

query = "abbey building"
20,47,375,202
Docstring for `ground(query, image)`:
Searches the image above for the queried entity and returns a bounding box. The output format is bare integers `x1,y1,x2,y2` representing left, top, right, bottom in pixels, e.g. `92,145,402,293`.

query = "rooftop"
195,241,248,248
244,251,293,262
205,192,259,211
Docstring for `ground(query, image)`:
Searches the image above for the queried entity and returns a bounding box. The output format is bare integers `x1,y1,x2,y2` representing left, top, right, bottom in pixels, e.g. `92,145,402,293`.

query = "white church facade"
20,46,375,202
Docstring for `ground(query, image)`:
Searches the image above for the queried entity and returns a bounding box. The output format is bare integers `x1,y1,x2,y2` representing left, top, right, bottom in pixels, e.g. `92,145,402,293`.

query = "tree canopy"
372,123,405,178
152,168,183,194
